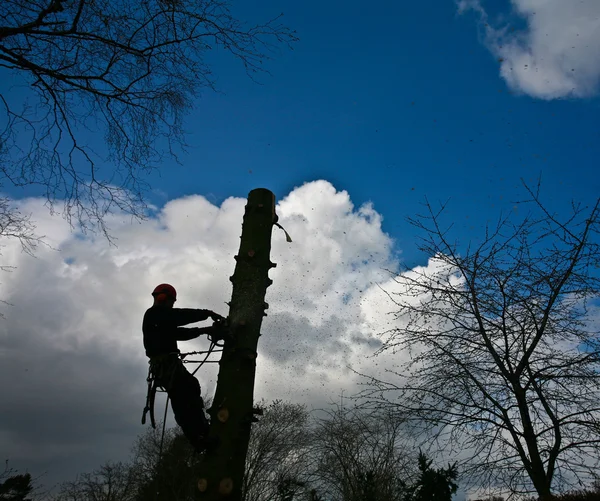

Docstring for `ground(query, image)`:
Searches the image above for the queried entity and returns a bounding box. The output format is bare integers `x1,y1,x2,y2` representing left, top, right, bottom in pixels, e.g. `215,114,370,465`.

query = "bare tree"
53,461,138,501
50,425,198,501
358,182,600,499
309,403,412,501
242,399,311,501
0,0,297,238
132,429,202,501
127,423,171,497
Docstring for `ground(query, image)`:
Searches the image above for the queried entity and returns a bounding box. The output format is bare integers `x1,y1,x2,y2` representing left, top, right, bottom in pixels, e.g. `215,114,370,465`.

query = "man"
142,283,225,453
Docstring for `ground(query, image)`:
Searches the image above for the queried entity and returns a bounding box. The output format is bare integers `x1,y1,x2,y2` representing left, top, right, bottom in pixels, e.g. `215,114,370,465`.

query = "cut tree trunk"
196,188,277,500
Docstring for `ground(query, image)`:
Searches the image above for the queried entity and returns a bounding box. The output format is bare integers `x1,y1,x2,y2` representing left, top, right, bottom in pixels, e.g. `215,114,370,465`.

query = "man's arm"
169,308,222,327
175,326,215,341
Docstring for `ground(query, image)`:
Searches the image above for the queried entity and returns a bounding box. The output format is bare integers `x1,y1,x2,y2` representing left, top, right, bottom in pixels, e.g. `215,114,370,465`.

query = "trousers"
153,355,210,451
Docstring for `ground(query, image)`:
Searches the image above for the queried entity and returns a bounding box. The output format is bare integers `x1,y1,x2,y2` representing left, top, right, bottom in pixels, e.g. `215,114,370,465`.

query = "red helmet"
152,283,177,300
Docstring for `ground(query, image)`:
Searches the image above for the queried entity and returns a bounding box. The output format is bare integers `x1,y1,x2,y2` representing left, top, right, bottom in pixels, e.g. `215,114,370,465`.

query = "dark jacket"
142,306,213,357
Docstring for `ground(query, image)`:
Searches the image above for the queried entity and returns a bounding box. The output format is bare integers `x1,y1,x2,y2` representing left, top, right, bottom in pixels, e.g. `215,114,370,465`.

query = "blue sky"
133,0,600,263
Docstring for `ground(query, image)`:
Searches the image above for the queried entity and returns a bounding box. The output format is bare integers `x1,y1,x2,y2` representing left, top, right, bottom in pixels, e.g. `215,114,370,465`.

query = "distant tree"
0,0,297,238
309,404,411,501
0,461,51,501
133,430,200,501
53,461,137,501
275,477,307,501
359,182,600,499
127,422,170,498
0,462,33,501
400,452,458,501
355,470,380,501
242,400,311,501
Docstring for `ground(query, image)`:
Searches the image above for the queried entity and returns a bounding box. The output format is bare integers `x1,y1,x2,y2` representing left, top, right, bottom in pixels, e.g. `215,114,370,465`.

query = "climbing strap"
141,352,182,429
141,365,158,428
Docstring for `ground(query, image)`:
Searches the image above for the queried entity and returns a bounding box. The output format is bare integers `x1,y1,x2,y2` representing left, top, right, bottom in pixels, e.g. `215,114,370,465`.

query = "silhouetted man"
143,283,224,452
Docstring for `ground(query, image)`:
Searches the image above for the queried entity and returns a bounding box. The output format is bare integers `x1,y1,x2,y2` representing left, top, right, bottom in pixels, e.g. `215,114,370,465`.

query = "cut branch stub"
217,408,229,423
219,478,234,495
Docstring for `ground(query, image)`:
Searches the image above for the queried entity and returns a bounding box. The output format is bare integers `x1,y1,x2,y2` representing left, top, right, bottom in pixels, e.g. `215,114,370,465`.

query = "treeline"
4,400,599,501
3,401,457,501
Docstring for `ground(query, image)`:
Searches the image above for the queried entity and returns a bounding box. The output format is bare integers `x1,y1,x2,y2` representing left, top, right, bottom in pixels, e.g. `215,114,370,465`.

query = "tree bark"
514,385,552,500
196,188,277,500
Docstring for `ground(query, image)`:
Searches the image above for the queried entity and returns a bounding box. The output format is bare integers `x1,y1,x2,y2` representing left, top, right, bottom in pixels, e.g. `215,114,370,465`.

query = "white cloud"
459,0,600,99
0,180,403,489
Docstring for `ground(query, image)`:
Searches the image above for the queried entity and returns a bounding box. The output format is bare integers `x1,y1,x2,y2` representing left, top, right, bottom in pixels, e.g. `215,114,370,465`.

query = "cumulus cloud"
0,181,404,490
459,0,600,99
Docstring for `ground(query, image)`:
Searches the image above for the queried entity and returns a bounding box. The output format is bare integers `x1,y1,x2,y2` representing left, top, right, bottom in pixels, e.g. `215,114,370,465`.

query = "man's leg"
168,370,211,451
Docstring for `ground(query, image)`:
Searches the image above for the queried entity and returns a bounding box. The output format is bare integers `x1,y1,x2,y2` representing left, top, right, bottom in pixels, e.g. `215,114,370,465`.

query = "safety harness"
141,352,182,428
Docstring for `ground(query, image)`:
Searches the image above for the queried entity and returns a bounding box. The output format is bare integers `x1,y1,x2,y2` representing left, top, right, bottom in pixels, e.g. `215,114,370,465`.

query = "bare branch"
0,0,298,239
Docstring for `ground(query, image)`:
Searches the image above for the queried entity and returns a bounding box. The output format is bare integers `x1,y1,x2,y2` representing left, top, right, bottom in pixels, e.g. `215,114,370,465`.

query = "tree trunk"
196,188,277,500
514,386,553,501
